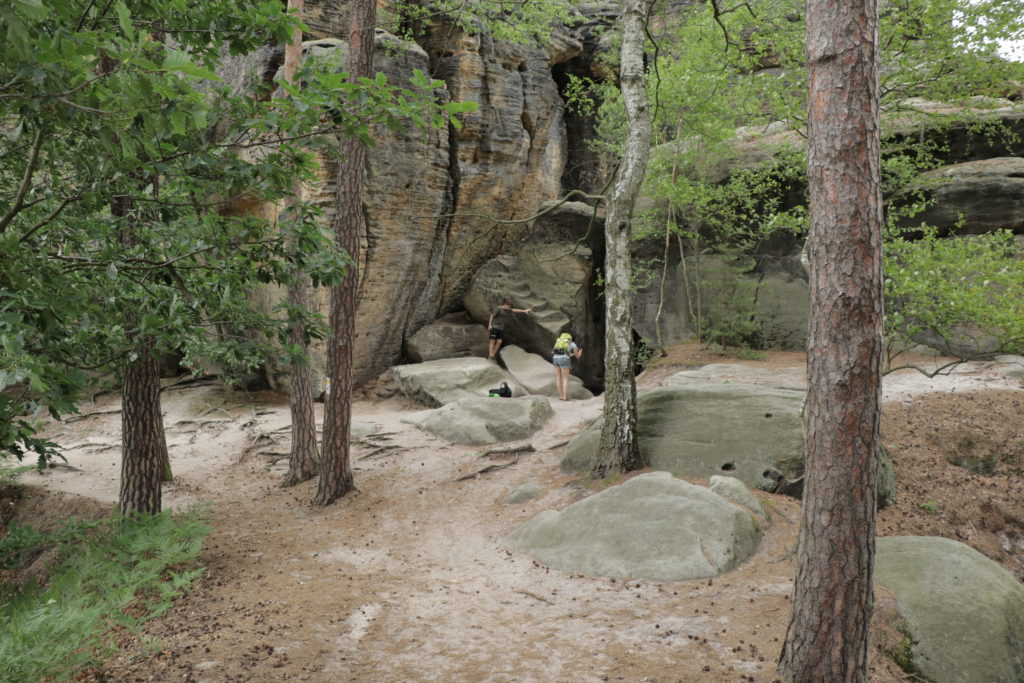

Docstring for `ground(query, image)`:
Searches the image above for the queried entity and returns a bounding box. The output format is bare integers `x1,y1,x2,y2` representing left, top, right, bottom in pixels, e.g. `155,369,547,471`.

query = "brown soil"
5,345,1023,682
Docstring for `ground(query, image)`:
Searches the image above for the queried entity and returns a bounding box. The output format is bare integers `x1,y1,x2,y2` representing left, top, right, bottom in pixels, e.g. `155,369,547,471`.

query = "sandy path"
19,356,1023,681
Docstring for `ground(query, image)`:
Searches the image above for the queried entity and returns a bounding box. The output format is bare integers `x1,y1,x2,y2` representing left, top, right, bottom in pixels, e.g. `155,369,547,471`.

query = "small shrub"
941,430,1000,475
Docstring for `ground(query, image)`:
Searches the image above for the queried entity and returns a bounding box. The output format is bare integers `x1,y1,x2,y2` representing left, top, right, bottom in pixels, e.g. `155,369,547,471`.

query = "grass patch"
735,347,769,361
0,507,210,682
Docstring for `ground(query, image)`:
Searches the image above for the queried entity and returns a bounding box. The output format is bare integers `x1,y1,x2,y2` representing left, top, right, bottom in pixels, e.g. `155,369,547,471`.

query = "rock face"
631,254,809,351
403,395,553,445
875,536,1024,683
404,311,489,362
503,471,762,581
561,367,896,506
389,357,525,408
562,375,806,491
905,157,1024,236
501,345,593,400
464,202,605,388
224,8,580,390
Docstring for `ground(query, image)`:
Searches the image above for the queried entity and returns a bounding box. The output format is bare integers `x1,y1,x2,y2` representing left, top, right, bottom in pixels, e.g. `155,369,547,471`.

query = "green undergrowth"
0,507,210,682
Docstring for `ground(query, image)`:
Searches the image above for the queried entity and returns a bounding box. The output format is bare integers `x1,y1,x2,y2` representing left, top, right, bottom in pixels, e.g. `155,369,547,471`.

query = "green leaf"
14,0,48,20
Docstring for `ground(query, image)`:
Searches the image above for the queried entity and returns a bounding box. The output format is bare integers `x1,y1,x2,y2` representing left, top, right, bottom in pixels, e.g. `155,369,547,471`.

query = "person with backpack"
552,332,582,401
487,297,532,361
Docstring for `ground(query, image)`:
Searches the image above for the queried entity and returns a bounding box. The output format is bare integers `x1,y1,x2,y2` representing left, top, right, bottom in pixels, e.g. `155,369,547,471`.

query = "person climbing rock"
552,332,582,401
487,297,532,360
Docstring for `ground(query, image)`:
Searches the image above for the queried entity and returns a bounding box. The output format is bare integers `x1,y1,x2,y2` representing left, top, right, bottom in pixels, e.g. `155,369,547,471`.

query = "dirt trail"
16,350,1024,682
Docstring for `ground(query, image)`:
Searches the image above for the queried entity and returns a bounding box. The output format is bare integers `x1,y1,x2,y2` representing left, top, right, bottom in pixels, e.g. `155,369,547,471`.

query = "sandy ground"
9,347,1024,682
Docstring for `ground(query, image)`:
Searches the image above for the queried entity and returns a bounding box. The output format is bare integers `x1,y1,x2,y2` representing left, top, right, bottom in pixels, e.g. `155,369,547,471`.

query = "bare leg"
556,367,570,400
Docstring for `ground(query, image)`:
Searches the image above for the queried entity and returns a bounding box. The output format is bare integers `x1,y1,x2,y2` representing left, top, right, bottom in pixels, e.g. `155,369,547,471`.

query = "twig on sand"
63,409,122,423
358,445,401,460
517,590,555,605
454,457,519,481
477,443,534,459
544,439,571,451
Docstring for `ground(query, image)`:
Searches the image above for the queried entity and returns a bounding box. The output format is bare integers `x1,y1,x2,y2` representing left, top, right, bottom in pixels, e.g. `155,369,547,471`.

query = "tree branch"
0,128,44,233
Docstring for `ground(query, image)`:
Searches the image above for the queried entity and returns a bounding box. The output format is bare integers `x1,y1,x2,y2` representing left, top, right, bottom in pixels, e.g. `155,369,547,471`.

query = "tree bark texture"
593,0,652,477
314,0,375,505
284,278,320,486
778,0,884,680
120,342,167,514
280,0,319,487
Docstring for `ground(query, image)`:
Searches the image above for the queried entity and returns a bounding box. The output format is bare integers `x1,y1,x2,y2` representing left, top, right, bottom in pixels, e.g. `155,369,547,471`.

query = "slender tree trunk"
778,0,884,679
592,0,652,477
279,0,319,487
314,0,375,505
120,341,166,514
653,160,680,357
283,278,320,486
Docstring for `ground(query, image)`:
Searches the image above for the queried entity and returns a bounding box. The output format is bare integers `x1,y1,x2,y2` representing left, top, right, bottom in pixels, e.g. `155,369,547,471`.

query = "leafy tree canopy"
0,0,473,463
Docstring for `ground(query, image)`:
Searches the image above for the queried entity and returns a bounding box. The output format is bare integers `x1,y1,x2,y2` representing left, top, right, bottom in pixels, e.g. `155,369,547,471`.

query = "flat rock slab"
562,377,806,491
501,345,592,400
403,396,553,445
389,357,525,407
876,536,1024,683
504,471,762,581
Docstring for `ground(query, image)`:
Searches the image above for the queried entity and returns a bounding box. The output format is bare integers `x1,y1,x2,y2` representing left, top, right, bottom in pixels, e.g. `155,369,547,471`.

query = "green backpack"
553,333,573,353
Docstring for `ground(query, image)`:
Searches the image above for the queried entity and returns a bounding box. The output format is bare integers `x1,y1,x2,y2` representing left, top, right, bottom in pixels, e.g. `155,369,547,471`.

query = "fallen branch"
517,590,554,605
454,457,519,481
63,409,122,423
358,445,401,460
161,376,217,392
477,444,534,459
544,439,571,451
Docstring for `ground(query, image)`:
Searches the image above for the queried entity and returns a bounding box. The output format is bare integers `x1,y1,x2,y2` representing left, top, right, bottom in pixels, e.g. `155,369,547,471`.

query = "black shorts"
489,328,503,340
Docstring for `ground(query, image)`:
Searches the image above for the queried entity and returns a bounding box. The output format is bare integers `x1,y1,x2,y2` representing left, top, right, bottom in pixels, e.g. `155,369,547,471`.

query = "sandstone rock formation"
561,367,897,507
464,200,606,388
500,345,593,400
404,311,489,362
504,471,762,581
403,395,553,445
875,536,1024,683
389,357,525,408
905,157,1024,236
223,9,582,390
561,376,806,490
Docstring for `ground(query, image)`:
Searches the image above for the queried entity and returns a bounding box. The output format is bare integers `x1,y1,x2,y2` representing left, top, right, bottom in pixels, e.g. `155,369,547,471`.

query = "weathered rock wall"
223,5,580,388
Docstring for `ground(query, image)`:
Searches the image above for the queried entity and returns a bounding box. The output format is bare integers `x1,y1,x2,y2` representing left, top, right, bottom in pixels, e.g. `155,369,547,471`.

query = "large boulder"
562,376,806,491
404,311,489,362
466,214,606,389
403,396,553,445
875,536,1024,683
561,370,896,506
503,471,762,581
389,357,525,407
500,345,593,400
902,157,1024,236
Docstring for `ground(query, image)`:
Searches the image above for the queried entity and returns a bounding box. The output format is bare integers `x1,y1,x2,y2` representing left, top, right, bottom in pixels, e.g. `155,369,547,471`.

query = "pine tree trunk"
778,0,884,679
284,278,319,486
593,0,652,477
279,0,319,487
314,0,375,505
120,343,167,514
